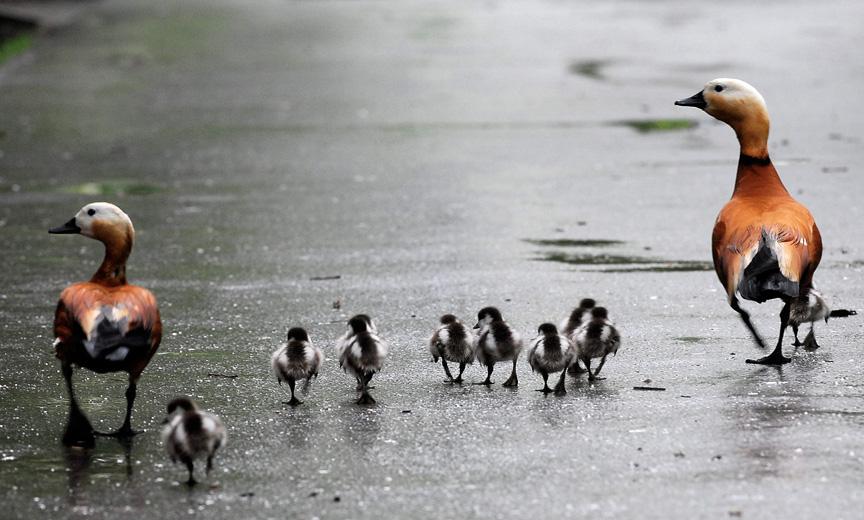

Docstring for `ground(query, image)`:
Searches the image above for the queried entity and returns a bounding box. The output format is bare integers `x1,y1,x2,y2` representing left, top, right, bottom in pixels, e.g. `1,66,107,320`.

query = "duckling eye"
87,209,96,216
714,85,725,93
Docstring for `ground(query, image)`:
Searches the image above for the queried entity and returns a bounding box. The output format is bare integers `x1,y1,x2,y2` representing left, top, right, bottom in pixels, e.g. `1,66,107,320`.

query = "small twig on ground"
207,373,238,379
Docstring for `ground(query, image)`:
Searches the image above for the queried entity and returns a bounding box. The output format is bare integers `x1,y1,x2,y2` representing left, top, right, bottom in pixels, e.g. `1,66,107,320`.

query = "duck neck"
90,230,132,286
733,154,789,198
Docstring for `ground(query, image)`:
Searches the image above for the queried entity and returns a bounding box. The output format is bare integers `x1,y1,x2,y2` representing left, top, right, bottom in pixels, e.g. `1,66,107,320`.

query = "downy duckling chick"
429,314,475,384
561,298,596,376
527,323,574,395
339,314,387,404
271,327,323,406
789,289,857,349
473,307,523,387
335,314,377,360
572,307,621,381
162,397,226,486
49,202,162,447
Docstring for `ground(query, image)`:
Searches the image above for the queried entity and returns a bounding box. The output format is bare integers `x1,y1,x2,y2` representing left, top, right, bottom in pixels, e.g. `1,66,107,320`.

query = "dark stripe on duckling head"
538,323,558,335
183,413,203,434
439,314,458,325
348,315,371,334
167,397,197,414
287,327,309,342
356,333,382,367
590,307,609,320
446,322,467,342
586,321,605,340
579,298,596,309
477,306,503,322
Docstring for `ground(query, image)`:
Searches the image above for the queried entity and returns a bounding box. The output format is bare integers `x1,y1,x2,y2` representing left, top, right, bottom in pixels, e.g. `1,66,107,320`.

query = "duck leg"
284,378,302,406
61,363,95,448
454,362,466,384
441,359,455,382
473,364,494,386
553,368,567,395
96,376,140,438
746,301,792,365
592,354,609,380
356,374,376,405
502,360,518,387
802,325,820,350
535,373,552,394
731,297,767,349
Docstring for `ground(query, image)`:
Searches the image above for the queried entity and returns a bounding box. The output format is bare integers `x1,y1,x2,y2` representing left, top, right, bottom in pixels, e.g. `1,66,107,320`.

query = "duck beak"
674,90,707,109
473,322,480,330
49,217,81,234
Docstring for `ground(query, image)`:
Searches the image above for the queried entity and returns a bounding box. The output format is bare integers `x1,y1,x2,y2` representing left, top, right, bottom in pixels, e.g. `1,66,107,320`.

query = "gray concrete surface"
1,0,863,518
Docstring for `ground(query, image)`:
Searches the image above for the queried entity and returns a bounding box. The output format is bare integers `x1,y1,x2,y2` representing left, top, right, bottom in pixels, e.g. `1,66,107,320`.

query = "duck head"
474,306,503,329
579,298,596,309
439,314,458,325
675,78,770,158
49,202,135,243
537,322,558,336
166,396,197,415
348,315,372,334
287,327,310,342
590,307,609,320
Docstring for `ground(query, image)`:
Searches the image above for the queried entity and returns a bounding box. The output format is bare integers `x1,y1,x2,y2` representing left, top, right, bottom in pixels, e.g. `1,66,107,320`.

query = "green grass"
615,119,697,133
0,34,32,65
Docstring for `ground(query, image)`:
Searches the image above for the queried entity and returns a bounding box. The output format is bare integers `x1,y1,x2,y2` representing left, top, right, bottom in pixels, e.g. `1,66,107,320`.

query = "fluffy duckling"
271,327,323,406
335,314,377,359
527,323,574,395
473,307,523,387
572,307,620,381
339,314,387,404
162,397,226,486
49,202,162,447
561,298,596,376
789,289,857,349
429,314,475,384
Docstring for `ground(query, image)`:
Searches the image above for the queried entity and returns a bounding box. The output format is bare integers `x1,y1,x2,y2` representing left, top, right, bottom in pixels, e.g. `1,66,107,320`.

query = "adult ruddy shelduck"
50,202,162,446
675,78,821,365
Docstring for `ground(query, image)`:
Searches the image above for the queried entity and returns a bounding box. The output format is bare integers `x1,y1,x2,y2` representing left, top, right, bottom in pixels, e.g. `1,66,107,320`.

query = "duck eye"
87,209,96,216
714,85,725,92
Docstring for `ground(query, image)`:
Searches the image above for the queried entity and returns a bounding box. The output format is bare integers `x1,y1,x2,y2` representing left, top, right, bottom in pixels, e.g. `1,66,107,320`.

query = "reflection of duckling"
339,315,387,404
162,397,226,486
790,289,857,349
271,327,323,405
429,314,474,384
561,298,595,376
49,202,162,447
572,307,620,381
527,323,574,395
473,307,523,387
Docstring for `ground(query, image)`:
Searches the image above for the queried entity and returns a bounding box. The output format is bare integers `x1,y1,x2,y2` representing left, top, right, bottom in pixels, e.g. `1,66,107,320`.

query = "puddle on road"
568,59,611,80
526,237,712,273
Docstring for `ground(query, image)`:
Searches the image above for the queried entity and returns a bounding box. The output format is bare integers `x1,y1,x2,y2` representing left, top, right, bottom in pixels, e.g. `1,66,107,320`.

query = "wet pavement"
1,0,863,518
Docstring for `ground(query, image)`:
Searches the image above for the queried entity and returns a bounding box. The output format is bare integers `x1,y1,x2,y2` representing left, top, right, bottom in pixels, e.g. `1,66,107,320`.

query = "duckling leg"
284,378,302,406
182,457,196,486
553,369,567,396
791,324,802,346
206,454,214,476
535,373,552,394
802,325,820,350
364,372,376,390
356,374,376,405
731,297,767,349
441,359,455,382
502,360,518,387
584,357,596,382
746,301,792,365
592,355,609,380
454,362,466,384
472,364,494,386
61,363,95,448
567,360,587,376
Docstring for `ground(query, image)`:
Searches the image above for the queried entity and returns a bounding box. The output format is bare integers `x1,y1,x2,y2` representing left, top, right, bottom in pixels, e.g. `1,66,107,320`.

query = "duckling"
49,202,162,447
789,289,857,349
271,327,323,406
561,298,596,376
335,314,377,361
429,314,475,384
339,315,387,404
572,307,620,381
527,323,574,395
473,307,523,387
162,397,226,486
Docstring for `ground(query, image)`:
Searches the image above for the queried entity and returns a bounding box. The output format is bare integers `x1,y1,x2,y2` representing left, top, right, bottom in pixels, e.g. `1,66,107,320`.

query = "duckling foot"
802,330,820,350
535,386,553,394
501,375,518,387
745,352,791,365
567,364,587,376
452,376,463,384
356,392,376,405
283,397,303,406
553,376,567,396
472,379,493,386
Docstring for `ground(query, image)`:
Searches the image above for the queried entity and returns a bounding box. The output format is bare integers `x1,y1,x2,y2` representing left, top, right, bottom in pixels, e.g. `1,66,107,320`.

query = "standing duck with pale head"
676,79,822,364
49,202,162,446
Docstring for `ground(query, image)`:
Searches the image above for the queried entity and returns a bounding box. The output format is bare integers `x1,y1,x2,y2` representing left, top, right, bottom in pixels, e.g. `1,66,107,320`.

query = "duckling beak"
674,90,707,109
473,322,480,330
49,218,81,234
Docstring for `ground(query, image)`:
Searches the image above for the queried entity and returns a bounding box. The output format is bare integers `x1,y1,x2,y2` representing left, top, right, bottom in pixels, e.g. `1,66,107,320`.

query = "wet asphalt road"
1,0,863,518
